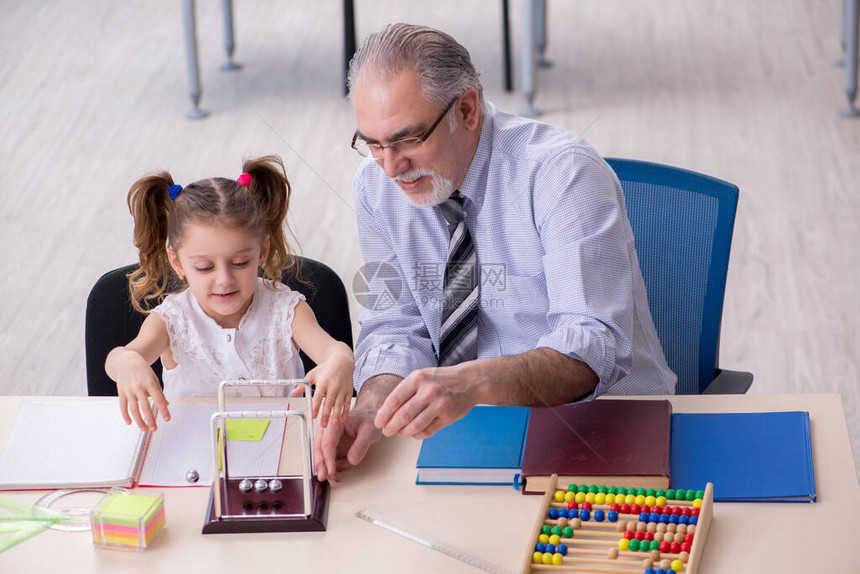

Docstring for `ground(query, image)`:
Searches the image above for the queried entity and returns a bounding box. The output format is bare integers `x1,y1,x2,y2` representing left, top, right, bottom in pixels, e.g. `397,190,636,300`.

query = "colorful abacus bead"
541,552,553,565
607,510,619,522
562,526,573,538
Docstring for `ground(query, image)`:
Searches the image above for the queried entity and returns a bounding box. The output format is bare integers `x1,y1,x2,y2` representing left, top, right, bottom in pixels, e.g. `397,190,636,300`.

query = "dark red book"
520,399,672,494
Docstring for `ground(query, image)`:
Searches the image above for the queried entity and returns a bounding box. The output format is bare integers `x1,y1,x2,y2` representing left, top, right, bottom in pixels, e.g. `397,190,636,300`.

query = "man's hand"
313,412,382,482
374,364,478,440
312,376,396,481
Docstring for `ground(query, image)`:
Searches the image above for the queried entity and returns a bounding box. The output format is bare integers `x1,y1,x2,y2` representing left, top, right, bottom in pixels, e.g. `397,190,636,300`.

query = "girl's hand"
305,350,355,428
108,347,171,431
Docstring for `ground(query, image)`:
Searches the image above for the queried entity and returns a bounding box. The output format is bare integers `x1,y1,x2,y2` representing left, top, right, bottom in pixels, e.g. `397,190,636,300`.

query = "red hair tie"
237,172,253,186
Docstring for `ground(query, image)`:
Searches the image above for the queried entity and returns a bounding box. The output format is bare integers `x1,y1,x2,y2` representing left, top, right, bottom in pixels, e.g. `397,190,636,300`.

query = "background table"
0,393,858,573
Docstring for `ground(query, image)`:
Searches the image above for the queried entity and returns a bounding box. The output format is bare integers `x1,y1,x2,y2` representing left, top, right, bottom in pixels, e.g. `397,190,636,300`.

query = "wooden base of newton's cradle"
520,475,714,574
202,475,329,534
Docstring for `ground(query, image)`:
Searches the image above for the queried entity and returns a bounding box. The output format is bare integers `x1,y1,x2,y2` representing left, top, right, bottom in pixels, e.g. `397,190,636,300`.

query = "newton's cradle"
201,380,329,534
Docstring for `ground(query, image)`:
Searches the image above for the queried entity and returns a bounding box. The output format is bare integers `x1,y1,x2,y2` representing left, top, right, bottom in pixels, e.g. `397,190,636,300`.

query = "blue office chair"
605,158,753,395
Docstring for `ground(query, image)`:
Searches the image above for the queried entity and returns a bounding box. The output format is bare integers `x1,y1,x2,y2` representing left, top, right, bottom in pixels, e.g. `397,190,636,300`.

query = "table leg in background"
502,0,512,92
343,0,356,97
520,0,539,116
182,0,209,119
220,0,242,71
842,0,859,116
535,0,552,68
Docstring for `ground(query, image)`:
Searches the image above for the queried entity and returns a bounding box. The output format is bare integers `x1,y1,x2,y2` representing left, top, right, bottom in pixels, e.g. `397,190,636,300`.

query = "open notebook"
0,400,287,490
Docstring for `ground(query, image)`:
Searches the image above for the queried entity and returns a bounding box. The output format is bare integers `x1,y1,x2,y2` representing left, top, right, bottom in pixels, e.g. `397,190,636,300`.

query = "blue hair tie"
168,184,183,201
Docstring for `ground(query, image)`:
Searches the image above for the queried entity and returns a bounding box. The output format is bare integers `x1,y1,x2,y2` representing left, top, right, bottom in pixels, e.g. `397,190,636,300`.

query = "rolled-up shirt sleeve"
532,150,637,396
352,178,438,392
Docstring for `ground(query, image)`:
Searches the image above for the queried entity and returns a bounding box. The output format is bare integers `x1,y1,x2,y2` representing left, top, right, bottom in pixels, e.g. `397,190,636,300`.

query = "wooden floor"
1,1,858,478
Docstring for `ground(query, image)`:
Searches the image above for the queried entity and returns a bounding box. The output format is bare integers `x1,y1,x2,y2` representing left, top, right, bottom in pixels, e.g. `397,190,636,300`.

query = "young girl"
106,155,354,432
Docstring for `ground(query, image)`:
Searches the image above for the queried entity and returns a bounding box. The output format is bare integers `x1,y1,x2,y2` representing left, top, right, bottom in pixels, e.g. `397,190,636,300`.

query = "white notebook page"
138,403,286,487
0,400,144,488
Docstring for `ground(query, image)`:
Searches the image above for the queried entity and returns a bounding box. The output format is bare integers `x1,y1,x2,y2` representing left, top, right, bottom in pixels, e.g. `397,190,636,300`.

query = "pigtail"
240,155,300,283
126,173,176,313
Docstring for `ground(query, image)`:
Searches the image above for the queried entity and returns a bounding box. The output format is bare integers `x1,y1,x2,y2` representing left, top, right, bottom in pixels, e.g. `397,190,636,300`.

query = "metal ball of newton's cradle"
239,478,254,494
254,479,269,494
185,469,200,484
268,479,283,493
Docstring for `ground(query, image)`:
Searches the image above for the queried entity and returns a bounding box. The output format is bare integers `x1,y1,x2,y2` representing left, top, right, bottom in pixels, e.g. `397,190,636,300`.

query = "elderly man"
314,23,674,481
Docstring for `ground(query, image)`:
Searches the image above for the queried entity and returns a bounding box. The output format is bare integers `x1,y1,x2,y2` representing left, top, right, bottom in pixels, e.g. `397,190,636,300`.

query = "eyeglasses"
351,96,459,160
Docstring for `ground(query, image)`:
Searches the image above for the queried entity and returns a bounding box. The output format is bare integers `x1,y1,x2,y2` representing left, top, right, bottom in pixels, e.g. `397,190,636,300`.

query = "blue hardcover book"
670,411,816,502
415,406,530,486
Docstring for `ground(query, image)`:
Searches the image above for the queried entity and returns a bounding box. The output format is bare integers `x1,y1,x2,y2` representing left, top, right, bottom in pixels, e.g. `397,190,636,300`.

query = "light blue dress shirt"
352,103,676,397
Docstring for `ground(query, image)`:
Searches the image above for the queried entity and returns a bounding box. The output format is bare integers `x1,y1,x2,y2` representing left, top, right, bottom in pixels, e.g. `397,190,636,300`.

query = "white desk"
1,394,858,573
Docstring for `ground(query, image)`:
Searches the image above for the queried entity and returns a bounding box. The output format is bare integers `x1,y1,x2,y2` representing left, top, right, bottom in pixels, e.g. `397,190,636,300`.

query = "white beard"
394,168,455,208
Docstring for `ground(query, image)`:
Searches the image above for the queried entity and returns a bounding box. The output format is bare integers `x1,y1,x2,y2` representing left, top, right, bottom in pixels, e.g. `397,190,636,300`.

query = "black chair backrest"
85,257,353,396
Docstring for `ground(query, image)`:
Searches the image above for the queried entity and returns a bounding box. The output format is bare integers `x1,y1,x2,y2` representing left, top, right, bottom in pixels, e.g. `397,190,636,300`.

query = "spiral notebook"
0,400,286,490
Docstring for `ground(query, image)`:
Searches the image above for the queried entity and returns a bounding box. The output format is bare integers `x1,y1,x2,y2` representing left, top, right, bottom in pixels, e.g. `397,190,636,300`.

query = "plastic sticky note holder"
90,491,165,550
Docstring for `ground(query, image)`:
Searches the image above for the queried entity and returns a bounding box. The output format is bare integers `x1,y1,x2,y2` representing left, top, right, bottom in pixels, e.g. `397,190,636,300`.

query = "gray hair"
347,23,486,115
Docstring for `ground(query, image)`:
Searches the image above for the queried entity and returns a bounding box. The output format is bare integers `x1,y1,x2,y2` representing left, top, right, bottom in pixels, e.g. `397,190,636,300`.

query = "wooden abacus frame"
520,475,714,574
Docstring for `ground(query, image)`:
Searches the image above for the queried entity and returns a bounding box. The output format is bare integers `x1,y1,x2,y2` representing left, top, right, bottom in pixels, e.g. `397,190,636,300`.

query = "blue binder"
670,411,816,502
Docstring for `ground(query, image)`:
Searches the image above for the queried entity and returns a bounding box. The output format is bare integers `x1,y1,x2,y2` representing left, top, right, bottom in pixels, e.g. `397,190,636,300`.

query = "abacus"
520,475,713,574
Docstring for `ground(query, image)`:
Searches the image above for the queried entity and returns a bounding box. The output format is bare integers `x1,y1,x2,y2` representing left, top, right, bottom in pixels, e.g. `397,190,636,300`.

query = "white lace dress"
153,278,305,397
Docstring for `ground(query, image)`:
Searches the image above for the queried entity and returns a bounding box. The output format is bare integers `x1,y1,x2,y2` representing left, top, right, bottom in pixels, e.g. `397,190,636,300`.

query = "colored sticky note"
102,494,160,519
225,419,270,441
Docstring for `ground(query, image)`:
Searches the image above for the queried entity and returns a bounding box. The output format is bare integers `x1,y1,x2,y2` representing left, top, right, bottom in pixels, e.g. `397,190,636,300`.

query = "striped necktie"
438,191,479,366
